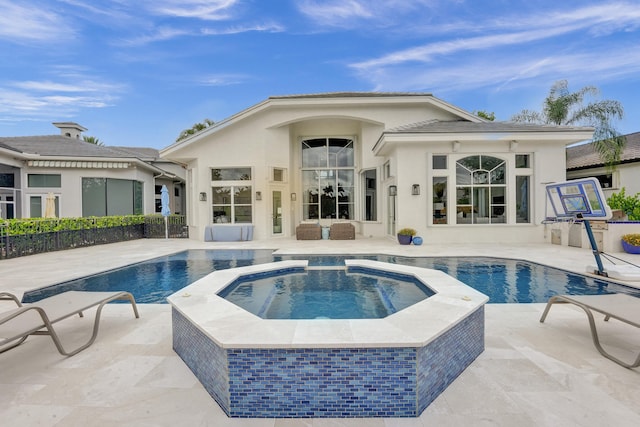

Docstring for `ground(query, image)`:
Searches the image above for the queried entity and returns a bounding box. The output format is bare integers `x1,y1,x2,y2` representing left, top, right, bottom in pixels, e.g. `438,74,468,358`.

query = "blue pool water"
218,267,435,319
22,250,640,304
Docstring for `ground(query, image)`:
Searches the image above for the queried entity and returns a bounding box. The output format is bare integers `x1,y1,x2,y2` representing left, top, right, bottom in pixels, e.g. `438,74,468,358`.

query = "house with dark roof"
161,92,593,243
0,122,185,219
566,132,640,197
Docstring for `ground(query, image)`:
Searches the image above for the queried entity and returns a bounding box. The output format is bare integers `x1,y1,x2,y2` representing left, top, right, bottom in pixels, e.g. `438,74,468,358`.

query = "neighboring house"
566,132,640,197
0,122,185,219
161,92,593,244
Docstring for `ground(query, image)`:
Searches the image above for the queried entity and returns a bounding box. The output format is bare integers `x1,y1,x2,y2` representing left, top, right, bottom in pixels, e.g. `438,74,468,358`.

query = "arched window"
455,155,506,224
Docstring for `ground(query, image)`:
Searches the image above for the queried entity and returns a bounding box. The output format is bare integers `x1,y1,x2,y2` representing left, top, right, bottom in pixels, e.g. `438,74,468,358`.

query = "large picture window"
301,138,354,220
455,155,506,224
82,178,143,216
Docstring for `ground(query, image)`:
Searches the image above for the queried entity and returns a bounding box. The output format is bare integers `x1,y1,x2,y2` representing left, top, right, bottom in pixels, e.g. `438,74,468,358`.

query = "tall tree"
511,80,624,168
176,118,214,142
82,135,103,146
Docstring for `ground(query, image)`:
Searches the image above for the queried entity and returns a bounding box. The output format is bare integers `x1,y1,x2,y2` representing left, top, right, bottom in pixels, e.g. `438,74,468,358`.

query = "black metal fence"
143,215,190,239
0,215,188,260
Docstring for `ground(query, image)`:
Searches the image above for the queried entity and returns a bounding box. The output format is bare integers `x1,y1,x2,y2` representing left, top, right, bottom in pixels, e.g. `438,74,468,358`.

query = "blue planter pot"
397,234,412,245
412,236,423,245
621,240,640,254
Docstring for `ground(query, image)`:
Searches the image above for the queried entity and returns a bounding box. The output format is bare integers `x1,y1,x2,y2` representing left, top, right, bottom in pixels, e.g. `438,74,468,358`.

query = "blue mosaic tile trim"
227,347,417,418
417,306,485,413
172,308,230,415
172,305,485,418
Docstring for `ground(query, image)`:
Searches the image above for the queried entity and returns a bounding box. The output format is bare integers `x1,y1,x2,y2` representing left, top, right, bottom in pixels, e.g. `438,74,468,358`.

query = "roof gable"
161,92,483,156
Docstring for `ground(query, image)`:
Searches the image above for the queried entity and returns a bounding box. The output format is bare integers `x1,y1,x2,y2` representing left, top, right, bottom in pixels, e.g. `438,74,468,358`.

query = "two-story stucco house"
160,92,593,244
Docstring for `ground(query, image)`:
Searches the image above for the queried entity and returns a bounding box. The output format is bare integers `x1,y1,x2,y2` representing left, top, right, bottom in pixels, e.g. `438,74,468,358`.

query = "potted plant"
397,227,416,245
621,233,640,254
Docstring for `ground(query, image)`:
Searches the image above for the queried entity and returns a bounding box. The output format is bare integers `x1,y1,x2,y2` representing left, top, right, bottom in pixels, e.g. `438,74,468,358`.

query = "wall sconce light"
388,185,397,196
452,140,460,152
411,184,420,195
290,193,297,201
255,191,262,201
199,192,207,202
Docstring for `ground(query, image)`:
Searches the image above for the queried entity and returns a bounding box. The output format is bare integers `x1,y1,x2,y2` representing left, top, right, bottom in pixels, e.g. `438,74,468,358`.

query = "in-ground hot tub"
168,260,488,418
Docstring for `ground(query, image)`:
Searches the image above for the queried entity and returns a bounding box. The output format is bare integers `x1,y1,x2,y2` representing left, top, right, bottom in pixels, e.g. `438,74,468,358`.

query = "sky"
1,0,639,149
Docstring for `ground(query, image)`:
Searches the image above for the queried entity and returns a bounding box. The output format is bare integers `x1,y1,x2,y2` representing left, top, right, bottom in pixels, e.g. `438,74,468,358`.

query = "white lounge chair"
540,294,640,369
0,291,139,357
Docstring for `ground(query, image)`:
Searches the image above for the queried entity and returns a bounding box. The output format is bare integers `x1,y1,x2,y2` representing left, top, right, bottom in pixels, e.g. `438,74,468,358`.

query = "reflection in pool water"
22,250,640,304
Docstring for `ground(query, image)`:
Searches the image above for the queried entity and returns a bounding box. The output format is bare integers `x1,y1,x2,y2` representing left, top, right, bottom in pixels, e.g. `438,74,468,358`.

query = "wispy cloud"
359,46,640,94
120,21,283,46
200,22,285,35
351,25,583,70
298,0,374,22
349,2,640,92
0,68,125,119
296,0,435,27
143,0,241,21
0,0,75,43
198,73,249,86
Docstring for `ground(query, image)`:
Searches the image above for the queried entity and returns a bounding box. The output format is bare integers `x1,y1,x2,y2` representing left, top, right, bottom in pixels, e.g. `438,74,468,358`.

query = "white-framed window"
455,155,506,224
429,153,533,225
29,194,59,218
211,167,253,223
28,174,61,188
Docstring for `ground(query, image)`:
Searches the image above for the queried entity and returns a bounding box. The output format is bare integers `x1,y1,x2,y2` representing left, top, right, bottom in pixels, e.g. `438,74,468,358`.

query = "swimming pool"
22,250,640,304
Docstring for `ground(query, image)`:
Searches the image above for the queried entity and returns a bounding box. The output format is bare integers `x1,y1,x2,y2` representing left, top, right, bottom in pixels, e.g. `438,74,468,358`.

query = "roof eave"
373,129,594,156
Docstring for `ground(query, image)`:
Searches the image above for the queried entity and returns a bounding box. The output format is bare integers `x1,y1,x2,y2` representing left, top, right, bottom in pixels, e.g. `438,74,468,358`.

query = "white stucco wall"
162,95,591,244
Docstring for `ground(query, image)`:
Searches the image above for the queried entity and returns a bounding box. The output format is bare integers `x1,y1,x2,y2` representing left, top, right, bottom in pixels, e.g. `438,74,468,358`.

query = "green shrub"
606,188,640,221
0,215,146,236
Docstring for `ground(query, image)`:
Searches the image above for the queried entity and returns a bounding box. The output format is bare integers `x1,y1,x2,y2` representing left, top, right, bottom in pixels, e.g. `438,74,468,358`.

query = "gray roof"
566,132,640,169
385,120,594,134
0,135,139,159
269,91,433,100
109,146,160,160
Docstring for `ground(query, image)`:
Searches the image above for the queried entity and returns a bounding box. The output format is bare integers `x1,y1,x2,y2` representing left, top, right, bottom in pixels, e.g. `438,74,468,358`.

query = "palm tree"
176,119,214,142
512,80,624,168
82,135,103,146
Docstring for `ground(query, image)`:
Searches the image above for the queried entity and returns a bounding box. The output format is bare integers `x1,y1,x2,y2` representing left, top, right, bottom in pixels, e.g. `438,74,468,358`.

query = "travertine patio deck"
1,238,639,426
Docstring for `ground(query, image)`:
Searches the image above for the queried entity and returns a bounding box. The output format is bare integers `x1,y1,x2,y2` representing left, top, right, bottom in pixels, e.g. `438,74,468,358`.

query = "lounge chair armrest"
0,292,22,307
